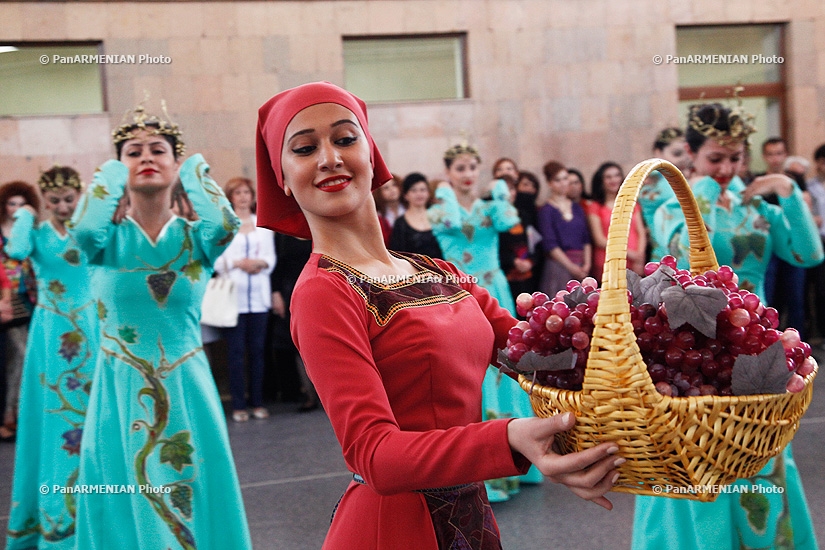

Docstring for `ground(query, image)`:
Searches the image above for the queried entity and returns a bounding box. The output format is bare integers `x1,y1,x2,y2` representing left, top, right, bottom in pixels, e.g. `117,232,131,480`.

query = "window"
0,43,105,116
342,34,467,102
675,24,785,172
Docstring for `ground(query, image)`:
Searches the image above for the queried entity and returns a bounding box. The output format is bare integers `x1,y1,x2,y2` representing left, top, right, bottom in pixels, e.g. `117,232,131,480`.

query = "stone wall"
1,0,823,189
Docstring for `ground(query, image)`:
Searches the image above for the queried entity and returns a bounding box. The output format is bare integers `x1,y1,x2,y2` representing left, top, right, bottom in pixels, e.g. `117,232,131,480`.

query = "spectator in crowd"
805,143,825,343
388,172,442,259
0,180,39,443
215,177,276,422
270,233,317,412
756,137,809,336
587,162,646,281
536,161,591,296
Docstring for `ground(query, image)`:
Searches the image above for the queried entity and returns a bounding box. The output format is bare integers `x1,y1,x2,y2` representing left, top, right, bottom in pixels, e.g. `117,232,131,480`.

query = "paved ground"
1,348,823,549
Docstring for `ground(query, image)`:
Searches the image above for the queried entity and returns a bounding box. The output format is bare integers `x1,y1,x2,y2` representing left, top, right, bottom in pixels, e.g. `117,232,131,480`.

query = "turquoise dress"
634,175,823,550
69,155,252,549
5,209,98,550
428,179,542,501
638,171,675,259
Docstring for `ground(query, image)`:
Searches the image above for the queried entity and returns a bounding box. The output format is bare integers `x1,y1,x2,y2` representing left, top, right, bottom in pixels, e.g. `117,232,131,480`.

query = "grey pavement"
2,348,824,549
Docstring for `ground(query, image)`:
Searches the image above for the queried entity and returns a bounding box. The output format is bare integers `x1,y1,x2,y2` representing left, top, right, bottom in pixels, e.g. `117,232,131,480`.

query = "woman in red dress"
255,81,622,550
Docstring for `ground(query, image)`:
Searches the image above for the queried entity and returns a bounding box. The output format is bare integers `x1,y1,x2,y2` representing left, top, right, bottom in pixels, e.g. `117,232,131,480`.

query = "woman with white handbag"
215,177,276,422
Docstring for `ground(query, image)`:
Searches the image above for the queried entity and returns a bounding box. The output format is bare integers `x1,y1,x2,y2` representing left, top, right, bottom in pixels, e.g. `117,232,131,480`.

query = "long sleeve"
5,208,37,261
291,265,525,496
485,179,520,233
68,160,127,265
763,184,824,267
178,154,240,265
427,185,463,234
537,205,560,252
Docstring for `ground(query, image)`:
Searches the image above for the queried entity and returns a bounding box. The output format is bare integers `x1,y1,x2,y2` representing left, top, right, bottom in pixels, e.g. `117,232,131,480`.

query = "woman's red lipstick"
316,176,351,193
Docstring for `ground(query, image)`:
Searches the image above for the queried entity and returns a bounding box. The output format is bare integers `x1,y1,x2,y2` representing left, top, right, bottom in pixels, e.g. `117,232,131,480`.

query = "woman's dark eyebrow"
287,119,358,143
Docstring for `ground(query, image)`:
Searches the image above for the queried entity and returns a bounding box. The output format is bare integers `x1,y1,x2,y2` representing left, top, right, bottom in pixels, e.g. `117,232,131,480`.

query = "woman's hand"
235,258,266,274
741,174,794,203
271,291,286,317
507,413,622,510
513,258,532,273
112,191,130,224
21,205,37,216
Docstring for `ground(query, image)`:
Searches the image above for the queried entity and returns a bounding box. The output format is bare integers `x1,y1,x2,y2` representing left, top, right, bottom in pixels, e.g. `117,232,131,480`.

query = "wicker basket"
519,158,818,502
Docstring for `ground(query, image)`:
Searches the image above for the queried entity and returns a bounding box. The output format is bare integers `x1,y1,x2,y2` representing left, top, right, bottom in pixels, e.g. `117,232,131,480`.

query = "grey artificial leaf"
637,264,676,307
661,284,727,338
627,269,643,307
731,341,792,395
497,348,518,376
563,287,590,308
496,348,576,375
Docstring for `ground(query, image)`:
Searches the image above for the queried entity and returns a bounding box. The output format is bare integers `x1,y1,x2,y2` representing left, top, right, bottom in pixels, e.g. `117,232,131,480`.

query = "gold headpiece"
687,86,756,147
655,127,684,146
37,166,83,192
443,142,481,164
112,96,185,157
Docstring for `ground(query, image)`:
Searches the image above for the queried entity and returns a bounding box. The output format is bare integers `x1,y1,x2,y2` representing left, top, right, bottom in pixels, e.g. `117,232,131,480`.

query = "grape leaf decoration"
62,249,81,266
627,265,675,308
731,341,793,395
170,485,193,520
731,233,766,267
497,348,576,375
58,331,84,362
160,431,194,472
181,260,203,283
661,284,727,338
118,326,138,344
147,271,177,305
563,287,591,308
740,491,770,534
48,280,67,296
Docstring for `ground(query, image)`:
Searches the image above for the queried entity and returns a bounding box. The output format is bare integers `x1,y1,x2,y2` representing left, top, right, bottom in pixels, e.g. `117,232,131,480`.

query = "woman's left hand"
741,174,794,203
507,413,621,510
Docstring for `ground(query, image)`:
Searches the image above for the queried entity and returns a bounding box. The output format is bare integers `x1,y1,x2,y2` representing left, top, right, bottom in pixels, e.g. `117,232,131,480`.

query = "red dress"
291,252,530,549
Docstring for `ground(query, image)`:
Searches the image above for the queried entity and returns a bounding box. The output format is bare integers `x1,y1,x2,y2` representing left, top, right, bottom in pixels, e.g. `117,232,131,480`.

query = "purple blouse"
537,202,590,253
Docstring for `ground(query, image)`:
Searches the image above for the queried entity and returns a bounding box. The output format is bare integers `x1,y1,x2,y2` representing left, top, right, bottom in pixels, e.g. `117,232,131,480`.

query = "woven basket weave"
519,158,818,501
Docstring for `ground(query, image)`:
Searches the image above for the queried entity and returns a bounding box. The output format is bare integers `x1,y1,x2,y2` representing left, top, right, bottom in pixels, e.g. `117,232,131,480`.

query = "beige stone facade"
1,0,824,189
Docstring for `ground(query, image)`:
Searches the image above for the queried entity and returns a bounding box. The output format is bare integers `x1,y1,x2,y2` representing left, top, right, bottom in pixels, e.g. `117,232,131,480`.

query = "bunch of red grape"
504,256,815,396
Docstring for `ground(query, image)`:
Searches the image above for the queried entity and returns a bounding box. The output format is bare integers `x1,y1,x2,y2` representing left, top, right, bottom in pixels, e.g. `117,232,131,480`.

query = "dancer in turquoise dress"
634,102,823,550
428,144,542,502
6,166,98,550
69,105,251,549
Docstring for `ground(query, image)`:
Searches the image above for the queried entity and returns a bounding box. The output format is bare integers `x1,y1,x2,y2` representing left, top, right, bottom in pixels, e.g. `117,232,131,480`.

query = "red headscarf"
255,81,392,239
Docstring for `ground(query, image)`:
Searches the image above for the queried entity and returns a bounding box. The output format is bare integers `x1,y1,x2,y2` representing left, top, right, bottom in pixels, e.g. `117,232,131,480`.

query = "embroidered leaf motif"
160,431,194,472
170,485,193,520
62,249,81,266
752,215,770,233
740,491,770,535
181,260,203,282
61,428,83,456
661,284,727,338
48,280,67,296
147,271,177,305
497,348,576,375
731,234,766,266
97,300,108,321
117,326,138,345
460,223,475,241
628,265,675,308
58,331,84,362
731,341,792,395
91,184,109,200
695,195,711,215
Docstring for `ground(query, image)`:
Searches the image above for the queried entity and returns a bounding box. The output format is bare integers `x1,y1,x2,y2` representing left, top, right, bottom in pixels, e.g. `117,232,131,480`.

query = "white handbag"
201,258,239,328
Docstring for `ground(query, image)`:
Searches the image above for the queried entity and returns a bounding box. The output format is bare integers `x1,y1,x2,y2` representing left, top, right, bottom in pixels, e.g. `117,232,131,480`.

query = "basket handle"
583,159,718,398
601,158,718,294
